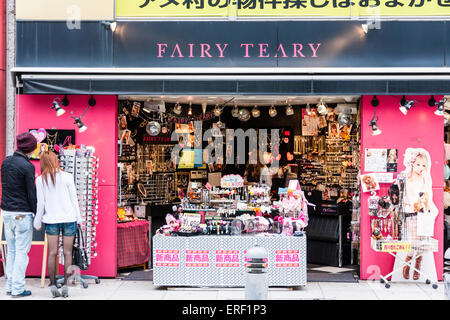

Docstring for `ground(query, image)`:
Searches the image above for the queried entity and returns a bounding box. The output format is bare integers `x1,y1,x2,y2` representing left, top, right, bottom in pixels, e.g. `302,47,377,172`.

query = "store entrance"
116,95,362,272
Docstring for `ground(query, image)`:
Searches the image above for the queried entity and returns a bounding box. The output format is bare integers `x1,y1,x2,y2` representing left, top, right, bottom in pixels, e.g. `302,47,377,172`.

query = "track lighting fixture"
51,98,66,117
101,21,117,32
428,95,436,107
370,102,381,136
434,98,446,116
399,98,416,115
61,95,70,107
371,95,379,107
74,117,87,133
88,95,96,107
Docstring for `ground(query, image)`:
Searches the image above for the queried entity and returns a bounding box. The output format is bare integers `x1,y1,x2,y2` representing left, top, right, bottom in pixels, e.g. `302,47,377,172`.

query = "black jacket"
1,151,37,214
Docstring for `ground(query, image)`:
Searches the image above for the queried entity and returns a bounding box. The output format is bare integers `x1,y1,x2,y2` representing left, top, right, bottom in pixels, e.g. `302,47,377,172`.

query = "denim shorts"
45,222,77,237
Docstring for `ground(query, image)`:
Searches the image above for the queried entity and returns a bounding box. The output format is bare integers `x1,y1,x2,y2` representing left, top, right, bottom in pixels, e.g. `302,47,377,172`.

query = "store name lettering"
157,43,321,59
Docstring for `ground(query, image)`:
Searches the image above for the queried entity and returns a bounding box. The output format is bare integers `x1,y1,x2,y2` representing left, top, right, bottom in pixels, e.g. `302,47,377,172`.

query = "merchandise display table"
153,235,307,287
117,220,150,268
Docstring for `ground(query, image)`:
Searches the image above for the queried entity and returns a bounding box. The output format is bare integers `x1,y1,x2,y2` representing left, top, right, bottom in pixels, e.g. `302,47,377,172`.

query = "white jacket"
33,171,82,230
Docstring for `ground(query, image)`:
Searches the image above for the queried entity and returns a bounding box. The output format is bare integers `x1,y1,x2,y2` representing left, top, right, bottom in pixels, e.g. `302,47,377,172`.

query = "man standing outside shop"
1,132,37,297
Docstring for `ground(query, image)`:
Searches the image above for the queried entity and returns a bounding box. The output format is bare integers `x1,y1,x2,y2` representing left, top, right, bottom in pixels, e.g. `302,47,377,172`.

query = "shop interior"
116,95,364,271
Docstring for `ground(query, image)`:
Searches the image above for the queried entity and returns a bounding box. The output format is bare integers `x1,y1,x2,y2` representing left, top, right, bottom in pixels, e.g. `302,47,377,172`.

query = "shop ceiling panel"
278,21,446,68
313,80,388,95
113,21,278,68
163,80,238,94
16,0,114,21
237,80,312,94
388,80,450,94
90,80,164,95
16,22,113,68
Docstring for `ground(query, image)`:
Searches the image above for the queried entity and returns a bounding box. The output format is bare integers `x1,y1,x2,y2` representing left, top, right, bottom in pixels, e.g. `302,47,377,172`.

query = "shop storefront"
10,19,449,285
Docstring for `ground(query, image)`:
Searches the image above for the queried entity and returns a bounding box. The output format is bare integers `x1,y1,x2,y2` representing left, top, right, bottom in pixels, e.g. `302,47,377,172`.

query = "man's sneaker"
12,290,32,298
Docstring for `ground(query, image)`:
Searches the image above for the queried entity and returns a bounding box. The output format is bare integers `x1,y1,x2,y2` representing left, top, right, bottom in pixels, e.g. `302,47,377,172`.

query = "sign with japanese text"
275,250,301,267
185,250,210,267
155,249,180,267
380,242,412,252
116,0,450,17
215,250,240,267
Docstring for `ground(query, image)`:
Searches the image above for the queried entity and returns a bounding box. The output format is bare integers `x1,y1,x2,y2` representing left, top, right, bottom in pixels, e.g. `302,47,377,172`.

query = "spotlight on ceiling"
101,21,117,32
435,98,446,116
88,95,96,107
399,97,417,115
285,104,294,116
306,103,311,115
428,95,436,107
188,102,193,116
51,98,66,117
370,101,381,136
74,117,87,133
61,95,70,107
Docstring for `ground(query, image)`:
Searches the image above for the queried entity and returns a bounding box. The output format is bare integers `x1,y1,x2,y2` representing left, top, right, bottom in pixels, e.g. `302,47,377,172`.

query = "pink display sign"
215,250,240,267
155,250,180,267
185,250,210,267
275,250,300,267
360,95,444,282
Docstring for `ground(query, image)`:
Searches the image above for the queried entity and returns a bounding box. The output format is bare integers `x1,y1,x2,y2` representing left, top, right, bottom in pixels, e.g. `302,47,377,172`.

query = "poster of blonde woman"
391,148,438,283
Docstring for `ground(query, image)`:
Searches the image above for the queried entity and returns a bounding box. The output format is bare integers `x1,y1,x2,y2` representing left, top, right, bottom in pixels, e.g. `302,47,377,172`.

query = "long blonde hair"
40,151,61,186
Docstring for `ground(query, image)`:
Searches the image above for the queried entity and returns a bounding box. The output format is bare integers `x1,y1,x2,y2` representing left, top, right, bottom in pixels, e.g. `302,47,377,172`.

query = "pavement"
0,274,446,300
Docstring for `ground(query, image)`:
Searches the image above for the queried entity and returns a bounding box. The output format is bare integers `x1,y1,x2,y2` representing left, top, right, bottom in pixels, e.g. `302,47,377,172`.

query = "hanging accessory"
72,228,89,271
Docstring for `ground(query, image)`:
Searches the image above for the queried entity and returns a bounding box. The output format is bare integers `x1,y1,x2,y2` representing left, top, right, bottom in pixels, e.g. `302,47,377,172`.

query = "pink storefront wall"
360,95,444,281
16,94,118,278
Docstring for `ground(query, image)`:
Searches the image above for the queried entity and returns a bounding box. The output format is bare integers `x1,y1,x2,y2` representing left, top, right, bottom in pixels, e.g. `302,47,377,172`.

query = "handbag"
72,228,89,270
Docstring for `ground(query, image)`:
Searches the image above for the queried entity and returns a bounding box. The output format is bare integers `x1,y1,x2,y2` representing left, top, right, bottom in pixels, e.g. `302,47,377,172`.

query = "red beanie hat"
16,132,38,154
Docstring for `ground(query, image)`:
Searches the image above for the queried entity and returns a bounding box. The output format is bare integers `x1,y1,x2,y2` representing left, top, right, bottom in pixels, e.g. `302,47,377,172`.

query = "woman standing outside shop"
392,148,438,282
33,151,82,298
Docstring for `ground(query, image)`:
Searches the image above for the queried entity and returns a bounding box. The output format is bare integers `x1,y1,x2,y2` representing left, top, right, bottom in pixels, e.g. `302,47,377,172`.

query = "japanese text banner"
116,0,450,17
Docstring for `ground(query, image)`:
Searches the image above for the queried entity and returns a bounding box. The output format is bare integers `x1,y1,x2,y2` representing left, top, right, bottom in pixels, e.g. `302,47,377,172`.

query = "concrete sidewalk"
0,276,445,300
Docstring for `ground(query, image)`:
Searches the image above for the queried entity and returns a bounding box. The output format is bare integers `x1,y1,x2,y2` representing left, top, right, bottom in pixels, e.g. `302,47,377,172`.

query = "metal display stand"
153,235,307,287
371,238,439,289
57,149,100,288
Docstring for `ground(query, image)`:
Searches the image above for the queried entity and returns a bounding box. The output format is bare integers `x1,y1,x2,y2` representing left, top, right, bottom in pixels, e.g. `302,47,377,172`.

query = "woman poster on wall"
391,148,438,283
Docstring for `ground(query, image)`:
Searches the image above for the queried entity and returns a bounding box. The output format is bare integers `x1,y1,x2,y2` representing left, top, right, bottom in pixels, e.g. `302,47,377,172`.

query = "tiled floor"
0,276,446,300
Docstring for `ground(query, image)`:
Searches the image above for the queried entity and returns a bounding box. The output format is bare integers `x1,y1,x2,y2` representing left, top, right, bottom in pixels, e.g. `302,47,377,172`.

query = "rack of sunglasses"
59,148,99,265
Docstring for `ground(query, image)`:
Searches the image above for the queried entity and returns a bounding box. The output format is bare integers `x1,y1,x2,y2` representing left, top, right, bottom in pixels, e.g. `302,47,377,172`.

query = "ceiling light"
269,105,277,118
51,98,66,117
286,104,294,116
428,95,436,107
61,95,70,107
173,102,182,115
362,23,369,34
74,117,87,133
188,102,193,116
101,21,117,32
214,104,222,117
232,104,240,118
251,105,260,118
88,95,96,107
399,98,416,115
435,98,446,116
370,103,381,136
238,108,250,122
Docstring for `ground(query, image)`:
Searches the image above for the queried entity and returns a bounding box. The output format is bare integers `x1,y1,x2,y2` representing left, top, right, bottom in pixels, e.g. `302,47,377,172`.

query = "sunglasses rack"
60,149,99,265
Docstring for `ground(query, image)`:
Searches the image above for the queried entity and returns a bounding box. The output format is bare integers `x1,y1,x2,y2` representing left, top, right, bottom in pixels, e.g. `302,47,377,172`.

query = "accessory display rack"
59,148,100,288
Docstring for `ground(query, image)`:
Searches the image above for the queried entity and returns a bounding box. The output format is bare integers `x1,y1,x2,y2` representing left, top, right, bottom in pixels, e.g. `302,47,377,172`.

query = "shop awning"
17,72,450,95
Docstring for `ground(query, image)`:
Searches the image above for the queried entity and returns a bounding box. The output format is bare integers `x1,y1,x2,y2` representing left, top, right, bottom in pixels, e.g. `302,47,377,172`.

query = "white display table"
153,235,306,287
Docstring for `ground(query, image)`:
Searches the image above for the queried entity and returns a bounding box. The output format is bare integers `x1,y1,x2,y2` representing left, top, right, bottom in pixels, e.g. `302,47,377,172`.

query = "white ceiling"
118,95,360,106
